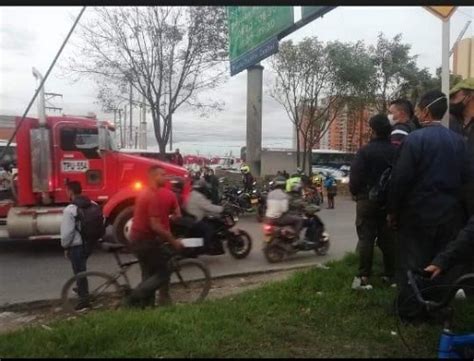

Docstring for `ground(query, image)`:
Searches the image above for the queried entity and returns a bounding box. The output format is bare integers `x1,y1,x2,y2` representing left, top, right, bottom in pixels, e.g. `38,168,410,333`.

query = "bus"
312,149,355,171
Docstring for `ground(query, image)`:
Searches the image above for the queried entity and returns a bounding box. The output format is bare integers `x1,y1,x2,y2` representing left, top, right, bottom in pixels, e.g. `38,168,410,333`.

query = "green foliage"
3,253,474,358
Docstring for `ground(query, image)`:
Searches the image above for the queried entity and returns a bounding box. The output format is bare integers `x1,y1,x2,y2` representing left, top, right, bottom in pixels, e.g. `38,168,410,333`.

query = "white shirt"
265,189,289,219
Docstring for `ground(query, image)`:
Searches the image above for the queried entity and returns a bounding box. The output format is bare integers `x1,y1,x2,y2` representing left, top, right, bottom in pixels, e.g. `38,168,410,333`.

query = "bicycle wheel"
168,259,212,305
61,271,123,312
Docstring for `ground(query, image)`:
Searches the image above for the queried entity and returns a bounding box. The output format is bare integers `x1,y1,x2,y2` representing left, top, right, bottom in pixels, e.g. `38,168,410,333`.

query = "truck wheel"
113,206,134,245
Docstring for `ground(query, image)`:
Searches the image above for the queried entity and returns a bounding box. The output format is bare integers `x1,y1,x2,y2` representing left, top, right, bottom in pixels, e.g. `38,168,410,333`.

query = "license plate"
264,235,272,243
61,160,89,173
251,198,258,204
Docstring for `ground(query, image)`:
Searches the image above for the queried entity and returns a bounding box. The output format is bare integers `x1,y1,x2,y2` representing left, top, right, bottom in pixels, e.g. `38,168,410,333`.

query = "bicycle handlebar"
407,269,474,312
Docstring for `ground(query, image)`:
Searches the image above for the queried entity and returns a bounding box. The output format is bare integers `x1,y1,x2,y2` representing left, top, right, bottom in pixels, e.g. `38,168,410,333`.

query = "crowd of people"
58,78,474,320
349,78,474,322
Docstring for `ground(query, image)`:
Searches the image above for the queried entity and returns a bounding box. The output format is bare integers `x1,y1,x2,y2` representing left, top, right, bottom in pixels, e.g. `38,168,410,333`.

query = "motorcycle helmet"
241,165,250,174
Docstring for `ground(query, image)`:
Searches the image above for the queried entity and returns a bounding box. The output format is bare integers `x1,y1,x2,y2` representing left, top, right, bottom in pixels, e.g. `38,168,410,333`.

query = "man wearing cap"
387,90,470,321
450,78,474,218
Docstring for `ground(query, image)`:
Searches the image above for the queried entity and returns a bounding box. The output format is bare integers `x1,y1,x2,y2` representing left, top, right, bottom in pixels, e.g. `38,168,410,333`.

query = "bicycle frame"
406,270,474,359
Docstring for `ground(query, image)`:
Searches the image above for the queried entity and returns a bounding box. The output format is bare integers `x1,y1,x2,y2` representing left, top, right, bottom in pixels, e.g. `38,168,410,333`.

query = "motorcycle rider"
241,165,255,193
286,168,302,193
185,179,225,255
312,173,324,202
265,176,303,236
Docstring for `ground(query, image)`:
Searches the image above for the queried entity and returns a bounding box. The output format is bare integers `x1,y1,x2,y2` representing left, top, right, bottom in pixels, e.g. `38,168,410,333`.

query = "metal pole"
441,19,450,127
246,64,263,177
169,115,173,151
129,82,133,147
142,94,147,149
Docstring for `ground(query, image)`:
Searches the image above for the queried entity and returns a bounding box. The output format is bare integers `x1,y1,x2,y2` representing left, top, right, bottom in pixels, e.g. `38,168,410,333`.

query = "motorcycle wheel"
263,242,286,263
227,230,252,259
315,240,330,256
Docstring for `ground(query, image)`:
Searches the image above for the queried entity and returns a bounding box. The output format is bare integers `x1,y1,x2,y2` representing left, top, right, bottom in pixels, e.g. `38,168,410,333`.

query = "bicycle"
61,242,212,312
398,269,474,358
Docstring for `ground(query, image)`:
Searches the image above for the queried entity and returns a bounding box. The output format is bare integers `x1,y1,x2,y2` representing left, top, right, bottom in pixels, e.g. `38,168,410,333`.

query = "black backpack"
368,167,392,207
75,201,105,252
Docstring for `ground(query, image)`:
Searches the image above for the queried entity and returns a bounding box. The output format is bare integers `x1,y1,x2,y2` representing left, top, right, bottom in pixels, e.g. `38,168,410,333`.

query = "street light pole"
441,18,450,127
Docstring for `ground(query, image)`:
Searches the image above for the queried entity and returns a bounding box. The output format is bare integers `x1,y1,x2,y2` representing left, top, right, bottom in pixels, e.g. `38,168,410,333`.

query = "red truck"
0,71,190,244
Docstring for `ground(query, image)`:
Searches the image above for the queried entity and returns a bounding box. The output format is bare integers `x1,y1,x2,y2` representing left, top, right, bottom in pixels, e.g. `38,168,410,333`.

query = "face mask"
450,96,467,118
387,114,396,126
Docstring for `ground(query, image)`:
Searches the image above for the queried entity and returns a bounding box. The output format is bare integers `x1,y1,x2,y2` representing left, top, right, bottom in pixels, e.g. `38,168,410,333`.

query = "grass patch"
1,252,473,358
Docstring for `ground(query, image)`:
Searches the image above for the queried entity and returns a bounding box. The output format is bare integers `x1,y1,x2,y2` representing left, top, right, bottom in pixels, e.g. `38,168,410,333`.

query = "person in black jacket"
449,79,474,219
425,215,474,279
388,99,419,148
350,114,397,289
387,90,471,320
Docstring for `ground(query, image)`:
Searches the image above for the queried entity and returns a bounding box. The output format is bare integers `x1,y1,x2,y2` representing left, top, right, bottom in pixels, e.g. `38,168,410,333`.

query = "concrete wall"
453,37,473,79
260,148,310,176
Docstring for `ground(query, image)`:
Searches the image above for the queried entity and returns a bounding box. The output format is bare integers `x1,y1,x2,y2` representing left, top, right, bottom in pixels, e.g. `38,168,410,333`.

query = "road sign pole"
441,18,450,127
246,64,263,177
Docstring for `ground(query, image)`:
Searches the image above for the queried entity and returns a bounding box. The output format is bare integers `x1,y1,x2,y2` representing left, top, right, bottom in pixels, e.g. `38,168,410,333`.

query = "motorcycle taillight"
263,224,273,235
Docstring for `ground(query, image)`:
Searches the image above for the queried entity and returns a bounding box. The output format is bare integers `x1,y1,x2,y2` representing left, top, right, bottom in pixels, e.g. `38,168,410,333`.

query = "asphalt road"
0,197,357,306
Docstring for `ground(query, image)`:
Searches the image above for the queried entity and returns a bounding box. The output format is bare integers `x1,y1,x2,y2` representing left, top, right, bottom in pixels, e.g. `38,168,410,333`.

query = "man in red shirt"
127,165,183,308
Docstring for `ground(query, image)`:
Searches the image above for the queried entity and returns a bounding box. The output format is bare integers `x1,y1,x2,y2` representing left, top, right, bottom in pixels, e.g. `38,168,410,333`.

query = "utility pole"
123,105,127,148
129,82,133,148
441,19,450,127
246,64,263,177
169,115,173,151
141,94,147,149
44,92,63,114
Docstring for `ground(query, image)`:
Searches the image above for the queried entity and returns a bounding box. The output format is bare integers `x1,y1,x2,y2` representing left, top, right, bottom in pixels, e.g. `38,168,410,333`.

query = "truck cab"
2,115,190,244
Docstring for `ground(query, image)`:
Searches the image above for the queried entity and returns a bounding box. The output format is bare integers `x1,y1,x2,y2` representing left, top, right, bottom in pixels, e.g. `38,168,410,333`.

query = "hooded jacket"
60,195,92,249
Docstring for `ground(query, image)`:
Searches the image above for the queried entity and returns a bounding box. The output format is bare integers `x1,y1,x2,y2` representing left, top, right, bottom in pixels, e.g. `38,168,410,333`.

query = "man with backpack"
350,115,397,290
61,181,105,311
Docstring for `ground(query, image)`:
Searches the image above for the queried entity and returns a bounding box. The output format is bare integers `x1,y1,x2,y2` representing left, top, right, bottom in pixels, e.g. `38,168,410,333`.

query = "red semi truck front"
1,114,190,243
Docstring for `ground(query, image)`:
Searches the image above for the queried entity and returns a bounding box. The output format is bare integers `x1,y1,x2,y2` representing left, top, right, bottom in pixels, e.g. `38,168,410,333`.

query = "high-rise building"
298,97,375,153
453,37,474,79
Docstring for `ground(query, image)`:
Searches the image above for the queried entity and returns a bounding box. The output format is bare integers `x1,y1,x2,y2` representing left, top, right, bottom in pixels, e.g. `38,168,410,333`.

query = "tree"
369,33,419,113
63,7,228,155
326,40,377,151
270,38,377,174
270,38,345,172
395,67,463,105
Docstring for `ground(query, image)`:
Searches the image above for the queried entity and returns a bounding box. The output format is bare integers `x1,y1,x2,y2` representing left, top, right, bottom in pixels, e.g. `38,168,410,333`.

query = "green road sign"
227,6,294,76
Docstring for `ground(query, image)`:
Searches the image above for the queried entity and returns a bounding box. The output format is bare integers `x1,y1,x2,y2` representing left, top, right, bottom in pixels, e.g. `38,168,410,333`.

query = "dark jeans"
356,198,395,278
69,245,90,302
395,213,464,319
128,241,173,308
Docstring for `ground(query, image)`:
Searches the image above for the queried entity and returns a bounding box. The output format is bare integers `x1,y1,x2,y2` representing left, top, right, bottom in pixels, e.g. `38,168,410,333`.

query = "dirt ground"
0,268,303,335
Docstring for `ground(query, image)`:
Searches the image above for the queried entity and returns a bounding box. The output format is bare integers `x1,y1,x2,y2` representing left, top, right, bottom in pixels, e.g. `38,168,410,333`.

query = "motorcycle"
172,212,253,259
221,182,260,217
262,207,330,263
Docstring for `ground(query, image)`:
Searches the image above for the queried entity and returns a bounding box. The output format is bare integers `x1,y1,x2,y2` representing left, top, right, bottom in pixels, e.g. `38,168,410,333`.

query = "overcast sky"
0,6,473,156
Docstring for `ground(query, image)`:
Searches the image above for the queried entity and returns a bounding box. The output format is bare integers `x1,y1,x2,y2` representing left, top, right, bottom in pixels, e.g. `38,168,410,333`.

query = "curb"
0,263,327,313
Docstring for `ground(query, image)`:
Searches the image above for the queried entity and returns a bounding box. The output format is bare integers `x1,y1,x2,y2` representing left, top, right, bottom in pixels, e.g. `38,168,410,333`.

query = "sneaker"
74,301,91,312
352,276,373,290
455,289,466,300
